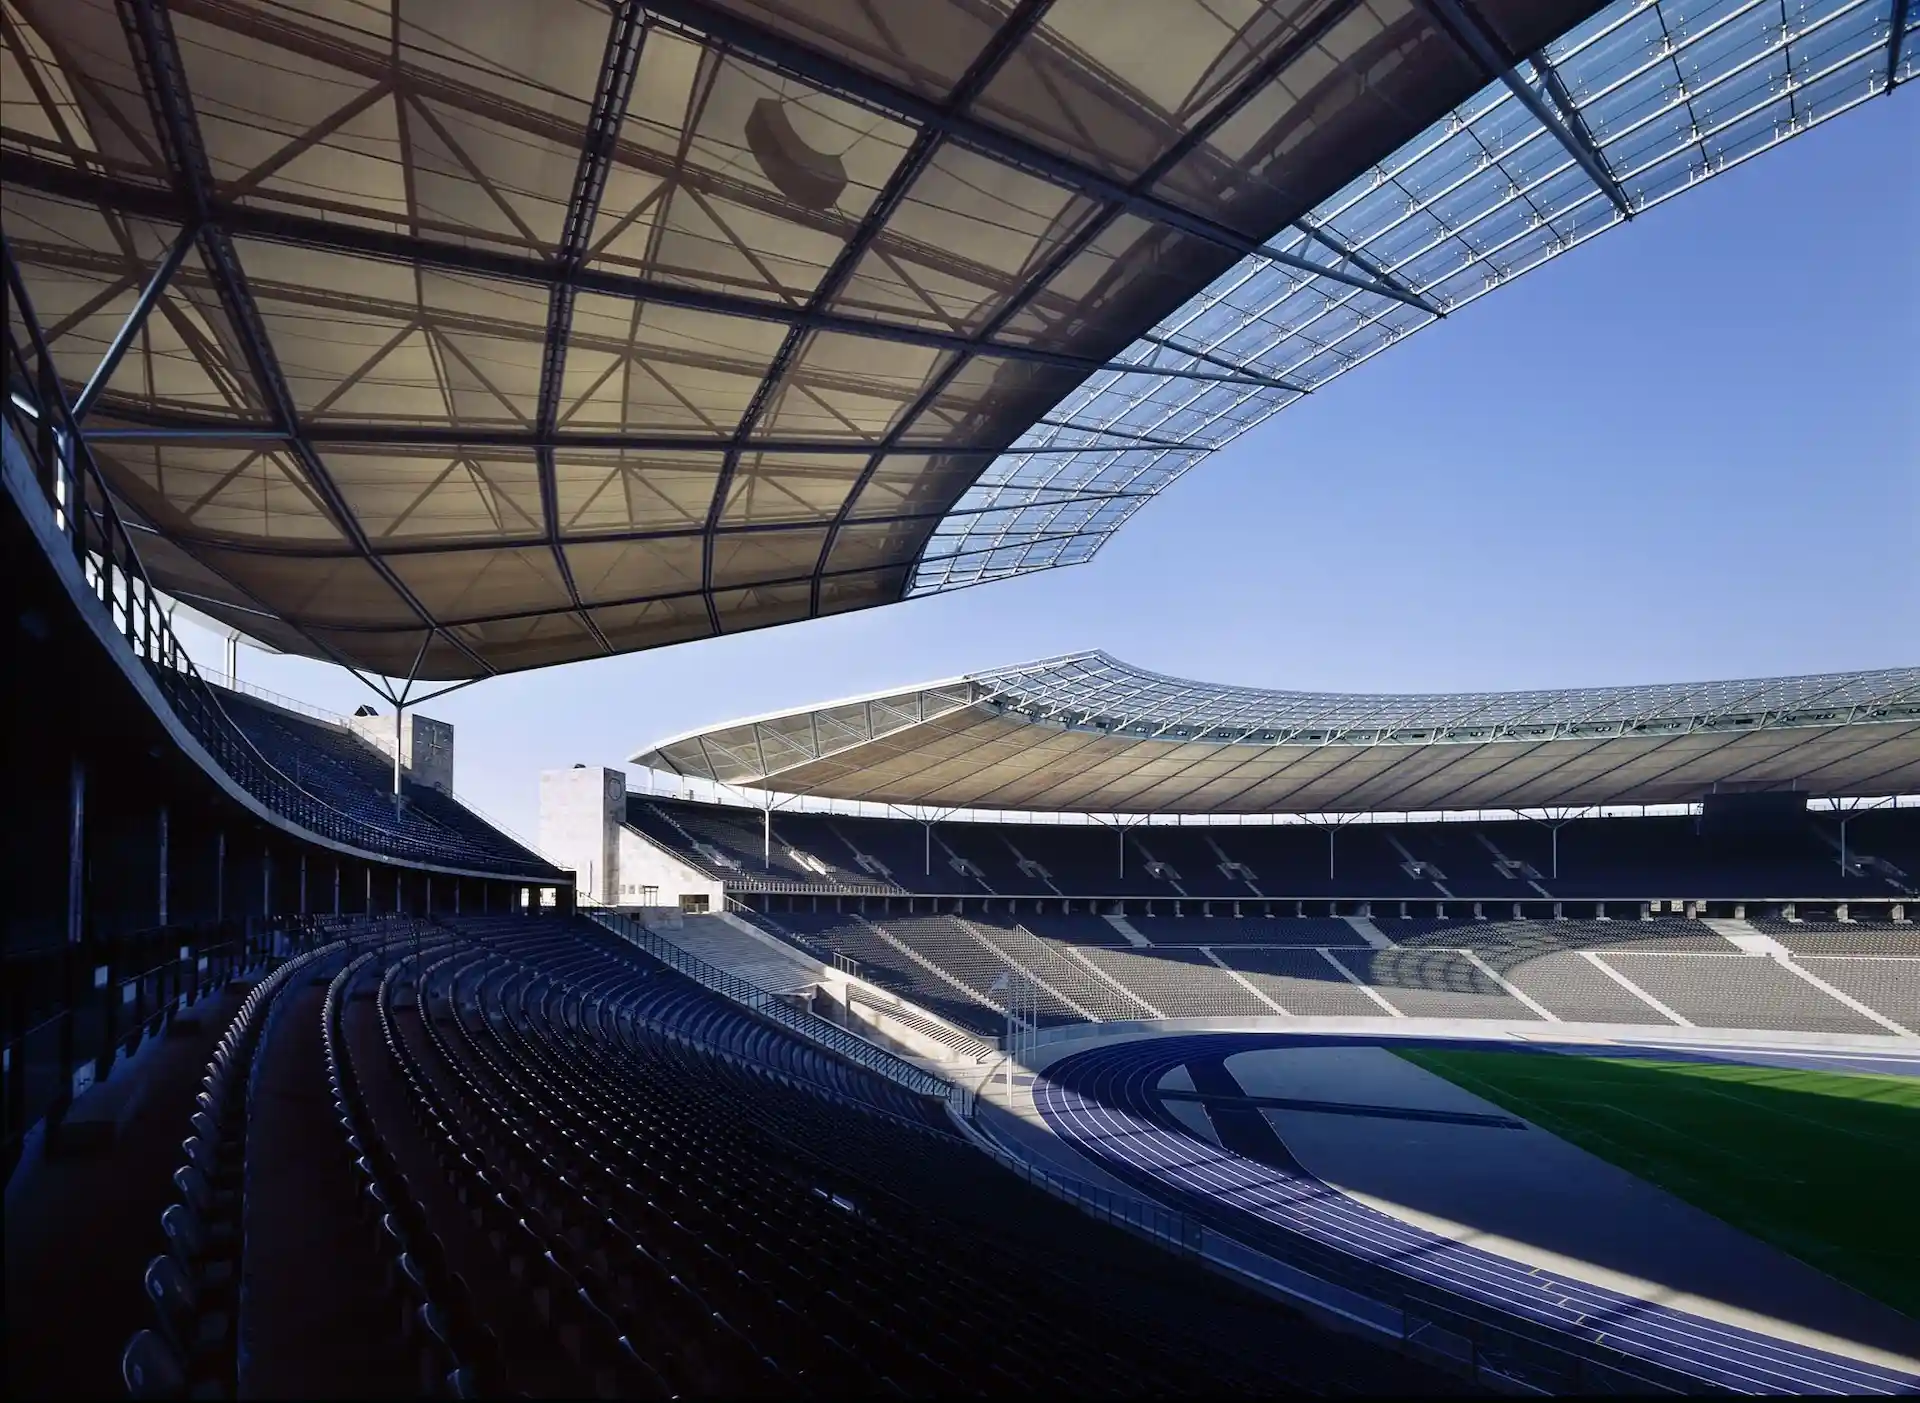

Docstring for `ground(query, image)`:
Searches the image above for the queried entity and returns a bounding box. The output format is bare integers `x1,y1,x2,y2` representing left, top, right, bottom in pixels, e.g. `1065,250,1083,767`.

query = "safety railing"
962,1087,1679,1394
842,984,998,1063
0,914,331,1176
724,877,904,896
963,1117,1203,1253
588,910,950,1100
722,899,866,976
2,247,553,879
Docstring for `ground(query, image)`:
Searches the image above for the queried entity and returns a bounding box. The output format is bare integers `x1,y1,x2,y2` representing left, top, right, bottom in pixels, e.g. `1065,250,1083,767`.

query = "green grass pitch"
1391,1048,1920,1319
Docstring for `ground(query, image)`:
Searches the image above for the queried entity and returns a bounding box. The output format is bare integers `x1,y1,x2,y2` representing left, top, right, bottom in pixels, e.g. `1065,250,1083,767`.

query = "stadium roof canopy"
4,2,1912,680
631,652,1920,814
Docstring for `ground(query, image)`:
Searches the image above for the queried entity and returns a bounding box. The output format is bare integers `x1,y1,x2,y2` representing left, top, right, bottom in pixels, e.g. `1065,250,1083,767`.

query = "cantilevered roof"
631,652,1920,813
914,0,1920,590
4,1,1909,679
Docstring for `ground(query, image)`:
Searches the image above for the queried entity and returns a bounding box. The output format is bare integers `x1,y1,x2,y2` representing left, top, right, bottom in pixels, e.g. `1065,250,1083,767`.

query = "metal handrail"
588,911,950,1099
2,248,554,878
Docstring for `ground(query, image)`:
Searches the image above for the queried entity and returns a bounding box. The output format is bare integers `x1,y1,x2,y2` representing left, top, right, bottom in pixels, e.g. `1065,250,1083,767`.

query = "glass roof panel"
913,0,1911,594
967,653,1920,733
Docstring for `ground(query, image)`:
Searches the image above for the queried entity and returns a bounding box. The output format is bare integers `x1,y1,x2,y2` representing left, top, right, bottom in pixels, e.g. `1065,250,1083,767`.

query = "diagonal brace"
1420,0,1633,219
74,221,199,420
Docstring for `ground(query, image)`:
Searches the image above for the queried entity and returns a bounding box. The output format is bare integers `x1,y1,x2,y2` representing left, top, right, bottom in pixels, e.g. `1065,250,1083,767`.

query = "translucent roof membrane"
972,652,1920,737
630,650,1920,811
912,0,1918,592
9,0,1608,679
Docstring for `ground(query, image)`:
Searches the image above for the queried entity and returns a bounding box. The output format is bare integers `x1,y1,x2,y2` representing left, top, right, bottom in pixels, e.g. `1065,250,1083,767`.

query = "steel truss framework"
2,0,1616,677
632,652,1920,815
2,1,1909,678
914,0,1918,592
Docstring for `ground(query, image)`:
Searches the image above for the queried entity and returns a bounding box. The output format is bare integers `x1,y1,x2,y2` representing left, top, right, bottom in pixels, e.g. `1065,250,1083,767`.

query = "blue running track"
1031,1032,1920,1395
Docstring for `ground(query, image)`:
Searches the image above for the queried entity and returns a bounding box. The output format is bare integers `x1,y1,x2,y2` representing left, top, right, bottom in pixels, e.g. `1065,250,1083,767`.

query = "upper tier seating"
636,800,1920,900
1384,917,1737,954
1745,918,1920,957
1132,915,1371,947
216,690,545,874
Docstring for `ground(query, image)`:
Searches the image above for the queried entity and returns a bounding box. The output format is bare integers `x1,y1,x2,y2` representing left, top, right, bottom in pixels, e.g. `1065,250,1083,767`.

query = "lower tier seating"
115,912,1445,1398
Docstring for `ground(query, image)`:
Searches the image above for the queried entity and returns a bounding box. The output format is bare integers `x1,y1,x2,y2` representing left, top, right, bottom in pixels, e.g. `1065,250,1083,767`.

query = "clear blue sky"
176,93,1919,845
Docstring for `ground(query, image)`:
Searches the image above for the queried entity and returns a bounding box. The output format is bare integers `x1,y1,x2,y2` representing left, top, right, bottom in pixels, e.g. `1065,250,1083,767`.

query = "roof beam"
135,489,1150,562
536,3,648,658
879,3,1380,599
0,154,1354,392
1527,45,1632,217
1294,216,1440,315
704,0,1054,630
1893,0,1913,91
73,221,198,420
2,232,385,683
1133,333,1311,394
80,419,1191,456
116,0,496,678
638,0,1433,311
1419,0,1633,220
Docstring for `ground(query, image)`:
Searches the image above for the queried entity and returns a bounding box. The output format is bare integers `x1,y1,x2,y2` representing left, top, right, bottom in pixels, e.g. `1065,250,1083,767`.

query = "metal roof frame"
911,0,1917,593
631,651,1920,815
8,0,1907,678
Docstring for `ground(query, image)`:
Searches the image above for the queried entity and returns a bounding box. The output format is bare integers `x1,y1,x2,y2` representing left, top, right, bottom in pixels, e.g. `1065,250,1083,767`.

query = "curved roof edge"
910,0,1919,594
630,652,1920,815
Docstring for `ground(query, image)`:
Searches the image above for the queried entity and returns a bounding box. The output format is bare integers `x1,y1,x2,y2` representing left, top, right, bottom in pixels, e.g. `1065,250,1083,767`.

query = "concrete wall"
347,710,455,793
618,825,726,911
539,766,625,906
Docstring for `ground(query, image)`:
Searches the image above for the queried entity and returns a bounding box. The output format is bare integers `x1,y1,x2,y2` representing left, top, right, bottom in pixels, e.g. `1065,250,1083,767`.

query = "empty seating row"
217,690,551,876
1130,915,1373,947
644,797,1920,900
123,934,357,1398
1745,919,1920,956
1597,954,1890,1034
1385,918,1736,952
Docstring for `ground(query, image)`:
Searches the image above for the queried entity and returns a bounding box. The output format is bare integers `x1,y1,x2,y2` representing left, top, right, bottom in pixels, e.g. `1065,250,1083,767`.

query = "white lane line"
1036,1038,1920,1394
